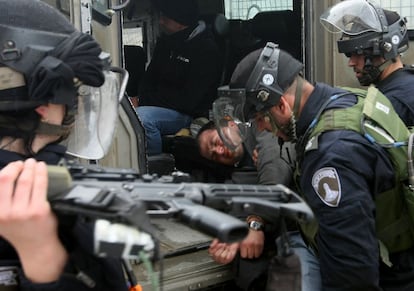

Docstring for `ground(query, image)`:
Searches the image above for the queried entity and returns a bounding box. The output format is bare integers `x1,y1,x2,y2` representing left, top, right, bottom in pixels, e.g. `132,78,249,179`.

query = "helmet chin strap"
35,106,76,141
35,121,73,140
284,76,303,142
359,56,391,86
263,77,303,142
292,77,303,120
264,111,280,136
263,107,298,142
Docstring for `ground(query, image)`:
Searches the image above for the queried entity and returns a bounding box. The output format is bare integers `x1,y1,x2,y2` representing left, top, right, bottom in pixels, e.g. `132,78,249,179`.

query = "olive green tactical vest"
296,85,414,264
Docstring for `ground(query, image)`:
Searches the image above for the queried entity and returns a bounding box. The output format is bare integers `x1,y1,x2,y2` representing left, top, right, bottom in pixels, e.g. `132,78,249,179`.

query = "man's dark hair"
196,120,216,142
195,120,217,154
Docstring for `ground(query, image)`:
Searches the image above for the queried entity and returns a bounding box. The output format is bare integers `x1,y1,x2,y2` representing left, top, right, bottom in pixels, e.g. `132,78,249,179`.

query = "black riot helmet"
0,0,126,160
212,43,303,150
0,0,105,113
233,42,303,119
320,0,409,61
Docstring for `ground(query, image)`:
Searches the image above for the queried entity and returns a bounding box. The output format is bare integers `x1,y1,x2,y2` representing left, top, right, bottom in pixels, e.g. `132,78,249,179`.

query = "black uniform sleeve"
300,131,394,290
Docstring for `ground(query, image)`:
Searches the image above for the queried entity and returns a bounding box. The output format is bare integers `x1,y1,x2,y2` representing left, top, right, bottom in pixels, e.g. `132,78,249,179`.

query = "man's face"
159,15,184,35
46,103,66,125
347,53,385,85
198,129,244,166
31,103,66,153
255,106,290,141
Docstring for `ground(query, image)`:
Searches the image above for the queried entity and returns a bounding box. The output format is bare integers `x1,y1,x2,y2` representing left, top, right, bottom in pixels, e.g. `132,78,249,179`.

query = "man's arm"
301,132,389,290
255,131,295,186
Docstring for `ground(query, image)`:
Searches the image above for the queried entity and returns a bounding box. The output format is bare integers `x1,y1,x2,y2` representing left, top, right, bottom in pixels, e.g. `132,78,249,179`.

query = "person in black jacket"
0,1,128,290
135,0,222,155
321,0,414,126
212,43,414,290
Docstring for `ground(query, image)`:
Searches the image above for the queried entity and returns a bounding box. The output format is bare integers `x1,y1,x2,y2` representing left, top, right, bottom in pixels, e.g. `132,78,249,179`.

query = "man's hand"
252,148,258,167
209,229,265,264
0,159,67,283
208,238,240,265
239,229,265,259
129,96,139,108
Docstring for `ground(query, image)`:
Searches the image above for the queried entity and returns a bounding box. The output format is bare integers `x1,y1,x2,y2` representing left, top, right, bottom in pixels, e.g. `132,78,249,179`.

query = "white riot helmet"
320,0,408,85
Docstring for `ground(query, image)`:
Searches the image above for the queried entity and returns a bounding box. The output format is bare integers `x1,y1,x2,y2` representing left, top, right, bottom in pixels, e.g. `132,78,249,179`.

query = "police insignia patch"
0,266,19,287
311,167,341,207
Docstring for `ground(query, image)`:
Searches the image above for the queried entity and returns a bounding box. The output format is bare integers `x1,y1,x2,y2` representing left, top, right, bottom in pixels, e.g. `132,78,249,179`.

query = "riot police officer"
321,0,414,125
0,0,128,290
213,42,414,290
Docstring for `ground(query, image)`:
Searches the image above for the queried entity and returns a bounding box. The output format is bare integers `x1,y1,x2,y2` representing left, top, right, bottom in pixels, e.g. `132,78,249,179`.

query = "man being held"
197,119,301,290
197,120,294,185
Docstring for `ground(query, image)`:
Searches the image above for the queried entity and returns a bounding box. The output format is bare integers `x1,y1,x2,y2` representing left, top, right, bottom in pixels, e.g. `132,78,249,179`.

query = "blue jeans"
136,106,192,155
276,231,321,291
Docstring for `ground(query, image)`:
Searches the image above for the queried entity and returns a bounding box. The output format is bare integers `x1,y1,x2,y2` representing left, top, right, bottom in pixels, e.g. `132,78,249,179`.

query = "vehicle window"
224,0,293,20
123,27,143,47
41,0,71,18
379,0,414,30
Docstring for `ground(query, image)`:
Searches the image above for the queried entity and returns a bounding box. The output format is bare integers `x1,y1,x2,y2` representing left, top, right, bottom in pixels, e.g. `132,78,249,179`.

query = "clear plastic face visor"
212,87,252,151
320,0,383,35
63,67,128,159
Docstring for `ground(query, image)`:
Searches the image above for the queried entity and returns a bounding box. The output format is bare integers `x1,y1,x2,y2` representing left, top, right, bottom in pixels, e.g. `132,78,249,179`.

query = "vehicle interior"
120,3,304,286
121,0,302,183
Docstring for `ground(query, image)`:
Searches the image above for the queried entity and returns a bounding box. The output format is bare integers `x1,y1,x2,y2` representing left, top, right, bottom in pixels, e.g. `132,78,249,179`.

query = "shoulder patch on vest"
0,266,19,286
311,167,341,207
305,135,318,152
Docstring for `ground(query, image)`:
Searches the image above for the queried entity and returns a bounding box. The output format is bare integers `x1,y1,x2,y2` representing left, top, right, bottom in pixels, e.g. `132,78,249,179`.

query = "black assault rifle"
47,164,314,260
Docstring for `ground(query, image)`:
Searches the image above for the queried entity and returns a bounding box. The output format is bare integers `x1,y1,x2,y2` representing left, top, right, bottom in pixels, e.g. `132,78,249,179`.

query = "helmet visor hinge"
257,90,269,102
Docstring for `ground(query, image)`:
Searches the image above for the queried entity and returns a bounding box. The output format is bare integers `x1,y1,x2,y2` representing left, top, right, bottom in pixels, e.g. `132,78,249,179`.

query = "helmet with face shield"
0,0,126,159
320,0,408,84
212,42,303,150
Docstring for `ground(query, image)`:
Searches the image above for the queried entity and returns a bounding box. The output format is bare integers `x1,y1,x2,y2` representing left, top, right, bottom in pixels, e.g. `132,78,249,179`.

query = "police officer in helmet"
0,0,128,290
213,42,414,290
321,0,414,126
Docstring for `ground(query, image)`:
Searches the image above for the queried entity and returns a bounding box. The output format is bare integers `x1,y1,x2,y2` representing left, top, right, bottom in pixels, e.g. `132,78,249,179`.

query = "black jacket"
377,66,414,126
0,145,128,291
138,21,222,118
296,83,414,291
